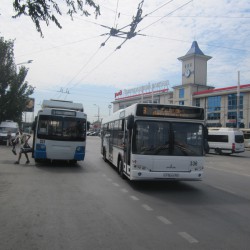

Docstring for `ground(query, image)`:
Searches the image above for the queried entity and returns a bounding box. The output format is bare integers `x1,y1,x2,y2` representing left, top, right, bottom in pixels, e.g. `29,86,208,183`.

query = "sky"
1,0,250,123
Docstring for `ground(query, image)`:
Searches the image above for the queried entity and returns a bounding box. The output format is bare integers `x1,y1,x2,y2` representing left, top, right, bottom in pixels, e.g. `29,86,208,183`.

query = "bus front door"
124,128,132,175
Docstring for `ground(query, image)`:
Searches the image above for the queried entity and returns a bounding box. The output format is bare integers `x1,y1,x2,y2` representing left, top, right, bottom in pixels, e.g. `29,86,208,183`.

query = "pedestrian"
11,131,20,155
14,129,31,164
6,130,12,147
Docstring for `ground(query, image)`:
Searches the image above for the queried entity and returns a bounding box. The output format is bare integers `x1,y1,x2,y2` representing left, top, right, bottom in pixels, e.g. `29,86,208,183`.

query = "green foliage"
12,0,100,37
0,37,34,124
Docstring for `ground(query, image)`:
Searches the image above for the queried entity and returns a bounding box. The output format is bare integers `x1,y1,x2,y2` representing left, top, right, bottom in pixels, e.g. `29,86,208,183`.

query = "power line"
144,0,175,17
144,34,250,53
68,49,117,91
64,46,102,88
17,35,102,58
63,1,147,92
98,4,250,20
138,0,193,33
113,0,120,27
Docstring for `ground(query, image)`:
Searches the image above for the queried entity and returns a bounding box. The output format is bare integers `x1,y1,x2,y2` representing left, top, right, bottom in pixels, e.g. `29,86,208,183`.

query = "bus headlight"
194,166,204,171
76,146,84,152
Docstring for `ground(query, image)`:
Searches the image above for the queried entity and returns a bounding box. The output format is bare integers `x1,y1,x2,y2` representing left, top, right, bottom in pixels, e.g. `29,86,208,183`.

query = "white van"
240,129,250,148
0,120,19,144
207,127,245,154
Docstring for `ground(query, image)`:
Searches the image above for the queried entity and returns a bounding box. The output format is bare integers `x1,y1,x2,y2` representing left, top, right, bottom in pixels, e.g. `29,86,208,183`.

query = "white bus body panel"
42,99,83,112
128,154,204,181
45,141,79,160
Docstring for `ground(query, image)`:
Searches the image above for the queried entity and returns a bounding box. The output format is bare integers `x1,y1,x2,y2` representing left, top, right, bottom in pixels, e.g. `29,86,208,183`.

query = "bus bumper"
129,170,204,181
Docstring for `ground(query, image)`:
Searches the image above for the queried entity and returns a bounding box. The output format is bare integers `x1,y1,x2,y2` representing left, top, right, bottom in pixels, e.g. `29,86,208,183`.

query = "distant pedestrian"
6,130,12,147
14,129,31,164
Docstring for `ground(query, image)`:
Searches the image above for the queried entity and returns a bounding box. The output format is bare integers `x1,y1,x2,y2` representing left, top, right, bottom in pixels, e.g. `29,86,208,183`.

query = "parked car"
0,120,19,144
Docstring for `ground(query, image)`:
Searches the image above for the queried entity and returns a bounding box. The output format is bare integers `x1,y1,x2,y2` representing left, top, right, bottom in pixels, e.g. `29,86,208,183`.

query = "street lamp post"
93,104,100,122
237,71,240,128
17,60,33,66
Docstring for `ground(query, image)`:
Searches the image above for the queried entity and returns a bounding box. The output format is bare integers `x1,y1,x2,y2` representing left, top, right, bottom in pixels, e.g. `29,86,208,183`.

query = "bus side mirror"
127,115,134,130
32,116,37,131
87,121,90,131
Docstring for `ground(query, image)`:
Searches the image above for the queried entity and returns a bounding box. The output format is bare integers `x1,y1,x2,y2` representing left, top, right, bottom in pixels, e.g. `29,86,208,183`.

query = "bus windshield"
132,121,203,156
37,115,86,141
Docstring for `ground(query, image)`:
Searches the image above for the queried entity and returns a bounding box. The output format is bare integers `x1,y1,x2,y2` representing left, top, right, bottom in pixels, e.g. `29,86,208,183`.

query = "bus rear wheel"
118,159,125,179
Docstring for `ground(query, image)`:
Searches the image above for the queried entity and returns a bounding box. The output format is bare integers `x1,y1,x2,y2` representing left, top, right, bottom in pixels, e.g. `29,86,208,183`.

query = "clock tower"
178,41,212,86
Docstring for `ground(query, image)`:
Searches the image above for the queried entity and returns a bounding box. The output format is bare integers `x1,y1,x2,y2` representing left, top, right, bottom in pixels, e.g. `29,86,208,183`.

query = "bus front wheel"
118,159,125,179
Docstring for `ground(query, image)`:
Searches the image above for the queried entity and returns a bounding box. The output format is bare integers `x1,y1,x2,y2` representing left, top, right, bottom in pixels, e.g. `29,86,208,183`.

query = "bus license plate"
163,173,179,178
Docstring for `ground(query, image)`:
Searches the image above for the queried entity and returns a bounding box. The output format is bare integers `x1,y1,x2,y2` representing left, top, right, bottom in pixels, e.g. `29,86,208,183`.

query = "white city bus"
101,103,206,181
32,100,87,163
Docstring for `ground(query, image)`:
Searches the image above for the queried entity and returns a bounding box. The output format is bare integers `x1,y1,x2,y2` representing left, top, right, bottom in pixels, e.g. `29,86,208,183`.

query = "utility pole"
237,71,240,128
94,104,100,122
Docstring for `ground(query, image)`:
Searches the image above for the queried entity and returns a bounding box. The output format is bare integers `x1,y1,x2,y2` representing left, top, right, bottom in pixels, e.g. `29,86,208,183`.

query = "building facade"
112,41,250,128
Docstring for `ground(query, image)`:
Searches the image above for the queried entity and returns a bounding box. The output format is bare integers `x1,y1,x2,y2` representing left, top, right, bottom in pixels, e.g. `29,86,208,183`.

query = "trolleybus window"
37,115,86,141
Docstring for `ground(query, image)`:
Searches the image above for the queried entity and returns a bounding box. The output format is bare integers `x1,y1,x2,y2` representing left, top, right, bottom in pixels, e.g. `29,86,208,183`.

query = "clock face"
185,69,191,78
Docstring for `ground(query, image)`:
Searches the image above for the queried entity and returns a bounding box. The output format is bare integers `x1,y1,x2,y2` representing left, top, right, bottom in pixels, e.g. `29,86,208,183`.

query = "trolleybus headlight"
76,146,84,152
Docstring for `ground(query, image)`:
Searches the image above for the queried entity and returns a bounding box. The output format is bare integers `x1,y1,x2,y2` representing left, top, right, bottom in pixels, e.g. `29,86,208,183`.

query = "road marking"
213,185,237,195
142,204,153,211
112,182,120,187
206,166,250,178
121,188,128,193
102,174,106,177
178,232,198,243
130,195,139,201
107,178,112,182
157,216,172,225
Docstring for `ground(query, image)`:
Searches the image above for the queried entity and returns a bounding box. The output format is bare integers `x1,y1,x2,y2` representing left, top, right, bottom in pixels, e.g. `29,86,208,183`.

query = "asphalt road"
0,137,250,250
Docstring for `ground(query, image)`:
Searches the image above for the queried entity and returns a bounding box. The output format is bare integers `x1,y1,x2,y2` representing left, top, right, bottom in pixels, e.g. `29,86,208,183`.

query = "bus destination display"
136,104,204,120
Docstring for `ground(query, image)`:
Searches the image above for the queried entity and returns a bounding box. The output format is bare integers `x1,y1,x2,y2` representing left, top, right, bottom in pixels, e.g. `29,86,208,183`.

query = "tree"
0,37,34,124
12,0,100,37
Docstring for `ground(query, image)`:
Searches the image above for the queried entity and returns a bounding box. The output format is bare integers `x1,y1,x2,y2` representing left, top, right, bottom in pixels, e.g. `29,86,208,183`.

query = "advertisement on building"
25,98,35,112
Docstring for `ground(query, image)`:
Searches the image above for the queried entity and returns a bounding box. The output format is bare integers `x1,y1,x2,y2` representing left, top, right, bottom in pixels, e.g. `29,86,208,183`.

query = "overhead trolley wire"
113,0,120,28
64,46,102,88
138,0,193,33
61,0,194,93
143,0,175,17
67,49,117,91
63,3,123,90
